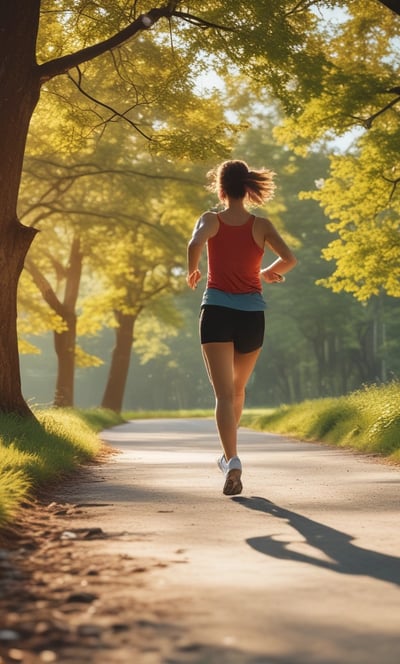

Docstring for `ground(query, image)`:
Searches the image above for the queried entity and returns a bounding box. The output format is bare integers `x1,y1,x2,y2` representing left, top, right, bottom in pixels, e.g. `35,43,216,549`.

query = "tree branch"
375,1,400,16
171,10,235,31
67,67,153,140
37,3,234,83
21,202,171,239
350,94,400,129
381,175,400,202
285,1,319,17
25,257,65,318
23,158,200,185
37,6,172,82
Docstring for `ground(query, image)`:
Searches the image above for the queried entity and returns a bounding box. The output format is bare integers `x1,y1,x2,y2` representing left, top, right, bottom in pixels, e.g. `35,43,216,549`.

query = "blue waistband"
201,288,266,311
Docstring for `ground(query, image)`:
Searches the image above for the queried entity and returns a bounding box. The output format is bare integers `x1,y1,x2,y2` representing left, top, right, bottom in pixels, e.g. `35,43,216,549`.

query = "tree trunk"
54,313,77,407
0,2,41,414
26,235,83,407
1,223,38,414
101,312,137,412
52,237,83,407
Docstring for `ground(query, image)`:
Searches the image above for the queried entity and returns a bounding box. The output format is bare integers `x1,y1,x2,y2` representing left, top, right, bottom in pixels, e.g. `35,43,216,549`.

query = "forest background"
15,0,400,413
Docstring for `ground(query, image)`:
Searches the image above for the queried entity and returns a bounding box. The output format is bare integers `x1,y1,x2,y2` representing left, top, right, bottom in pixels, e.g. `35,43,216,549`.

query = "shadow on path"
233,496,400,587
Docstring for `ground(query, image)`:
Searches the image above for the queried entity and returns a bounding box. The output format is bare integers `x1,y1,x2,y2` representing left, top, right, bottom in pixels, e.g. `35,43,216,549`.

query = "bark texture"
0,2,41,414
101,312,138,413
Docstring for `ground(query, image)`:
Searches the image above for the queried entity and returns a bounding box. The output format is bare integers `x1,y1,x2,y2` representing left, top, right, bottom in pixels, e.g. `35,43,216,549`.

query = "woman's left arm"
186,213,218,289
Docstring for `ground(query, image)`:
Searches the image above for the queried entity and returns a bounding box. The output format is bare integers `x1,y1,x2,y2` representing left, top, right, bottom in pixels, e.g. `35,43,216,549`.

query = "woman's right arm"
186,213,218,289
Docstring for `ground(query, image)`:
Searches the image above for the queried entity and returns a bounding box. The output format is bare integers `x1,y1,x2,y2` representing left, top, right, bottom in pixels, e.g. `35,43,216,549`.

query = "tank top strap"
216,213,255,226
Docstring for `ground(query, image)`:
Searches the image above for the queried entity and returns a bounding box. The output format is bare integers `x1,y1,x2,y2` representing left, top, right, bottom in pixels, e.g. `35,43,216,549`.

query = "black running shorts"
199,305,265,354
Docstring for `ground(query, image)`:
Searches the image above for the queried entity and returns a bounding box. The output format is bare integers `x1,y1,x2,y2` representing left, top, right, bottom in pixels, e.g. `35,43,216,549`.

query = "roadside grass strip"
240,382,400,463
0,408,123,527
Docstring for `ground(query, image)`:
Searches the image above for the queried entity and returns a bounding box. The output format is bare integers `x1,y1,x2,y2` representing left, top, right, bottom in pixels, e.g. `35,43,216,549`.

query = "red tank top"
207,214,264,293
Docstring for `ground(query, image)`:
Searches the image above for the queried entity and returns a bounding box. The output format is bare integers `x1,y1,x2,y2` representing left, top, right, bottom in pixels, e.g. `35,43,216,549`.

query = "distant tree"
99,223,185,413
19,145,199,408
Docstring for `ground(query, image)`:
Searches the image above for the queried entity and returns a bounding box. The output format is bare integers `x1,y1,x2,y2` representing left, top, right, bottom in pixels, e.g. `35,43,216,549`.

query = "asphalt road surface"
61,418,400,664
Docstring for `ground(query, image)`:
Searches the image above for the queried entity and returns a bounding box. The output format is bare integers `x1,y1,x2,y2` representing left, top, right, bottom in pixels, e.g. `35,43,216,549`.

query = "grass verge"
240,382,400,463
0,408,124,528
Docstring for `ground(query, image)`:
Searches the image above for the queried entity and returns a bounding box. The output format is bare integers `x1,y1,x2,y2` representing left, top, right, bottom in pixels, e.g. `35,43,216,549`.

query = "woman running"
187,160,297,496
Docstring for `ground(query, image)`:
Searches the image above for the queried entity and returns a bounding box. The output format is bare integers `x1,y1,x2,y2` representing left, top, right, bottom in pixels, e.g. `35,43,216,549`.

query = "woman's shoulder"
203,210,219,221
253,214,274,230
199,210,220,230
191,210,219,242
252,214,277,245
253,212,271,222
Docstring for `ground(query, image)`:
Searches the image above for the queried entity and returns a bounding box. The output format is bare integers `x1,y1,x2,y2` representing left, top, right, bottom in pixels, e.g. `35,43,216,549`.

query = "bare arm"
186,213,218,289
260,219,297,283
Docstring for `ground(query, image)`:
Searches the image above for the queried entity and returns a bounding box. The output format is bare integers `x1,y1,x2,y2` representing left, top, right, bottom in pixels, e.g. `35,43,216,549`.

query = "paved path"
62,419,400,663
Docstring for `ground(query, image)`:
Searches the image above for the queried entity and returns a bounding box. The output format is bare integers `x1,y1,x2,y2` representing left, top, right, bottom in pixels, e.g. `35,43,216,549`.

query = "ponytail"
207,160,276,205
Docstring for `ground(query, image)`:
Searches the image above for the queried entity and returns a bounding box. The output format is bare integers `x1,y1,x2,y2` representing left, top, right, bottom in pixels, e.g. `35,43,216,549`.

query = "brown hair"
207,159,276,205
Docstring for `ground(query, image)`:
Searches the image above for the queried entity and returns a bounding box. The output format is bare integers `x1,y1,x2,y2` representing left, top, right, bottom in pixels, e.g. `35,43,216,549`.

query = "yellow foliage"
305,128,400,301
75,346,104,368
134,314,179,364
18,339,42,356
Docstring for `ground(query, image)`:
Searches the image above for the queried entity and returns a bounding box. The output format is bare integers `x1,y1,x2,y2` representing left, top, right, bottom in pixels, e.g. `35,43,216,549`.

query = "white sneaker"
217,455,242,474
217,455,243,496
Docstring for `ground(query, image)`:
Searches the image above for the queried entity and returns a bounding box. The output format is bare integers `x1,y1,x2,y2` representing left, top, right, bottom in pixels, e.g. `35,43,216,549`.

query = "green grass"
0,408,123,527
2,383,399,527
123,386,400,463
240,382,400,463
74,407,125,431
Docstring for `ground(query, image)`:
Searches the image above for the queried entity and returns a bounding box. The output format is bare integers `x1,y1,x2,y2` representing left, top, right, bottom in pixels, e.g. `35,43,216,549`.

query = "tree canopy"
0,0,398,413
274,1,400,300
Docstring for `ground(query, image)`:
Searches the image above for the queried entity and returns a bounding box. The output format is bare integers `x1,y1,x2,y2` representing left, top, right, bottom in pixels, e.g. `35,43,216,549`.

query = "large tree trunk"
0,2,41,414
101,311,137,413
1,223,38,414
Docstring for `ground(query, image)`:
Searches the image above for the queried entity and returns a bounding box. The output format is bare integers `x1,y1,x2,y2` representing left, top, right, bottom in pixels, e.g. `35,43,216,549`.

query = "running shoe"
217,455,243,496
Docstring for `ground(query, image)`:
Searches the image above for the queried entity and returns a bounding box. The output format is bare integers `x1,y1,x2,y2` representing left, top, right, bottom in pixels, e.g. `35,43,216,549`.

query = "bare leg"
201,343,262,460
233,348,262,426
